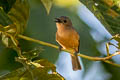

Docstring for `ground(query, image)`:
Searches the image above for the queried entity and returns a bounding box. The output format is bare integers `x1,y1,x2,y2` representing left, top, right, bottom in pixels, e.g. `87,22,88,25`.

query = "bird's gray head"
55,16,72,26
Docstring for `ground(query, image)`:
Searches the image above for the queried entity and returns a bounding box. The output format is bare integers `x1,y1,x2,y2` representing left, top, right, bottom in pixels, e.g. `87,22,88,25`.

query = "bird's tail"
71,54,81,71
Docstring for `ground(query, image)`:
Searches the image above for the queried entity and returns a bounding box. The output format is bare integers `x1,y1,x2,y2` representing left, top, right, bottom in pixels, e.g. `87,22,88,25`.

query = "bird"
55,16,81,71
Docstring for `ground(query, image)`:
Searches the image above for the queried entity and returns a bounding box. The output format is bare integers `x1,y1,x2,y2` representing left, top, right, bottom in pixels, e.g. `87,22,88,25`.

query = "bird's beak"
54,18,61,23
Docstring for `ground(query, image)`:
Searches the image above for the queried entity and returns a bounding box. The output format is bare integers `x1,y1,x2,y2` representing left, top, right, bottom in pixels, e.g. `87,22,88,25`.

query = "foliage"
0,0,64,79
79,0,120,35
0,59,63,80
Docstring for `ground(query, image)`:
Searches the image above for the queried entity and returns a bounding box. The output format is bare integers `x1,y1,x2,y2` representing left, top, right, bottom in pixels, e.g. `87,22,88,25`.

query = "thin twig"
18,34,58,49
78,52,120,61
18,34,120,67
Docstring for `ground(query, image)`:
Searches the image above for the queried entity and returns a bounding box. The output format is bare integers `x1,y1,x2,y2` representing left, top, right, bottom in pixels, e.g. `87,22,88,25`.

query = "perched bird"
55,16,81,71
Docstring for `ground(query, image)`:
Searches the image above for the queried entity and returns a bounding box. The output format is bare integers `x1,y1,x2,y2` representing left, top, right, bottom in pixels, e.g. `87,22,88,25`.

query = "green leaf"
41,0,53,14
0,59,64,80
22,47,44,60
79,0,120,35
1,34,9,47
0,8,13,26
0,0,30,47
8,0,30,34
0,67,27,80
0,0,30,34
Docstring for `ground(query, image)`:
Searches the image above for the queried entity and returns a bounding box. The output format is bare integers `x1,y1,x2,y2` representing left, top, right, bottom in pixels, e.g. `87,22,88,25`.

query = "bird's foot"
59,46,62,52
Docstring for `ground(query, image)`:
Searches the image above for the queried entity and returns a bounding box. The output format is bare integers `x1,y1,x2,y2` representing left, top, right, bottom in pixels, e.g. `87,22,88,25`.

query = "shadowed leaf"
0,8,13,26
8,0,30,34
0,0,30,34
22,47,44,60
0,59,64,80
0,0,16,13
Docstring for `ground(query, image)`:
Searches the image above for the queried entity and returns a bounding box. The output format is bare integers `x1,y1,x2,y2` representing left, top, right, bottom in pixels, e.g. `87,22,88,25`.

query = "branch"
18,34,120,67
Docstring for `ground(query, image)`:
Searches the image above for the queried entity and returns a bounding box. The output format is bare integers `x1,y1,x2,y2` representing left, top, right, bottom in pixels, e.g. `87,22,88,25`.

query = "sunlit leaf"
41,0,53,14
1,34,9,47
34,59,56,71
0,32,19,48
54,0,80,7
114,0,120,9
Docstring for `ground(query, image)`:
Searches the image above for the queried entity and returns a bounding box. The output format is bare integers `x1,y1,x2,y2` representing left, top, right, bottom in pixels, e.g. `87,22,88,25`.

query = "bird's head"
55,16,72,27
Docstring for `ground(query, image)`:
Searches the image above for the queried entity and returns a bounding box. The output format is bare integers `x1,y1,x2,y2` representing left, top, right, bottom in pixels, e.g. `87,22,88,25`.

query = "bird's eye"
63,20,67,23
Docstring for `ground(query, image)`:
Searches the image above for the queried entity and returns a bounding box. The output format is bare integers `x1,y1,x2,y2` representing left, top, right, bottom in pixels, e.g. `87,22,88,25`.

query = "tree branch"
18,34,120,67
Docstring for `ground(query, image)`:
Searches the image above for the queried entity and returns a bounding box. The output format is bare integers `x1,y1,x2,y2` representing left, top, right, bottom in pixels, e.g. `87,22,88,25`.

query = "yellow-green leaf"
2,34,9,47
41,0,53,14
0,32,19,48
